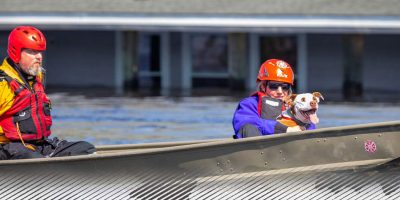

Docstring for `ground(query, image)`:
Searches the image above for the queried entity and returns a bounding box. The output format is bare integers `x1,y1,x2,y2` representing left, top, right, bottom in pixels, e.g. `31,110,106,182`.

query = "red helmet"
8,26,46,63
257,59,294,85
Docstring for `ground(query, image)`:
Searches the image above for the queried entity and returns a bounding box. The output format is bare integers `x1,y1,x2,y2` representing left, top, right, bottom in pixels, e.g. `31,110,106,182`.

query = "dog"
277,92,324,130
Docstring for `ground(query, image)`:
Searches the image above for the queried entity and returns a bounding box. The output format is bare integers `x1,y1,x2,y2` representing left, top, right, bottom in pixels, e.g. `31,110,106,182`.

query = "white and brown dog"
277,92,324,130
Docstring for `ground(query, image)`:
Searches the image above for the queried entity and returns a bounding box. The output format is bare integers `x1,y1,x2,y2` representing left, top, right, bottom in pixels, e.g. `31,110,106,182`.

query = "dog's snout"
310,101,317,108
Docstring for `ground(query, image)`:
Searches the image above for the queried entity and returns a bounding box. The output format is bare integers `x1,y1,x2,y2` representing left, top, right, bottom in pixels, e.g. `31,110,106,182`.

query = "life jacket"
253,92,286,120
0,71,52,142
276,109,312,129
277,109,306,126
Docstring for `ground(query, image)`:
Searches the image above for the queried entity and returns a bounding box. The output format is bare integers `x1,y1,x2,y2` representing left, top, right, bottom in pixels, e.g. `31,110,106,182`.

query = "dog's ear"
283,94,297,106
312,92,324,101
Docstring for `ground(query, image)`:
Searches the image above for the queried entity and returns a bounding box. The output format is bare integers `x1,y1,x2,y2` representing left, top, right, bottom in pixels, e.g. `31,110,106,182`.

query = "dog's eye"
301,97,306,102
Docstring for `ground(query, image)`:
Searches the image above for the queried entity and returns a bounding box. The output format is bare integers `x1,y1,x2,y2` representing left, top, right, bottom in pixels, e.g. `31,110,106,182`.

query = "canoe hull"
1,121,400,199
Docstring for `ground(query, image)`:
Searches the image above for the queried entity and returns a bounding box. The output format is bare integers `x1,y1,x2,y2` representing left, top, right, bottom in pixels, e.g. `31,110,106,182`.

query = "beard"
25,64,42,76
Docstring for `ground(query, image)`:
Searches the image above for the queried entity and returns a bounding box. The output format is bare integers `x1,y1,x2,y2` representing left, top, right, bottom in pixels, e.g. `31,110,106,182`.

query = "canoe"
1,121,400,199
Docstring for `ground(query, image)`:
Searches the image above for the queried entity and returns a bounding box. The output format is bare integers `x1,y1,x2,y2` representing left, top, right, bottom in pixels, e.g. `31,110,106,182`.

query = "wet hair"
256,81,266,93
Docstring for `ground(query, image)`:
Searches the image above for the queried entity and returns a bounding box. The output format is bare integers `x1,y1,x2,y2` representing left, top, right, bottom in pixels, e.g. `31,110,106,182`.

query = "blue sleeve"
232,96,278,137
307,123,316,130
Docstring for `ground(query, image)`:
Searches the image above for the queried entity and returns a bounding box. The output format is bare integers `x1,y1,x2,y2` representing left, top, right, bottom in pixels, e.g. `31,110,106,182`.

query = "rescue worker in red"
232,59,316,138
0,26,96,159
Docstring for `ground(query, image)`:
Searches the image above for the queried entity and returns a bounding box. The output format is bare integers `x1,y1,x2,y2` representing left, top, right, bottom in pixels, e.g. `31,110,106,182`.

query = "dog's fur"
277,92,324,128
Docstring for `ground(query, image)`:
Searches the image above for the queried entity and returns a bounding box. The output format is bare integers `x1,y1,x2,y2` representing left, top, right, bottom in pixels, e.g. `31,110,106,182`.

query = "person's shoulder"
241,94,258,101
0,72,10,88
0,78,12,98
238,95,258,105
0,80,10,90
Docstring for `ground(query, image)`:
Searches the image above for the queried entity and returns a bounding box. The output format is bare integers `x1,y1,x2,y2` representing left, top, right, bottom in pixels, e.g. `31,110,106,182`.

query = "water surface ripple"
49,93,400,145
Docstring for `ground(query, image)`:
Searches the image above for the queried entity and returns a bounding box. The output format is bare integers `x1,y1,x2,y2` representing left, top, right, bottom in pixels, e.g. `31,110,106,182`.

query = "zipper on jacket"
33,83,44,139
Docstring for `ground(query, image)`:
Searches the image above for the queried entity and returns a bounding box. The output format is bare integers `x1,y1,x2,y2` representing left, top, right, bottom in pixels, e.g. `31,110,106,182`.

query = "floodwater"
49,93,400,145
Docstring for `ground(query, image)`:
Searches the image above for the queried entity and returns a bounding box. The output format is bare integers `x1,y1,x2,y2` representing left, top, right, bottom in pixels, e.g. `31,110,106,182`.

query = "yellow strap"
16,123,36,151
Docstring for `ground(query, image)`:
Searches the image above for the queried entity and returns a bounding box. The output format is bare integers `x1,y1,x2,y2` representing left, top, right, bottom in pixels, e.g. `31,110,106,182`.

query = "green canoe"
1,121,399,199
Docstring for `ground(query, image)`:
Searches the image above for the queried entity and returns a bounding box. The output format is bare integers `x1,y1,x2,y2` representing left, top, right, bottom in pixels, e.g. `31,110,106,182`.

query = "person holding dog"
232,59,316,138
0,26,96,159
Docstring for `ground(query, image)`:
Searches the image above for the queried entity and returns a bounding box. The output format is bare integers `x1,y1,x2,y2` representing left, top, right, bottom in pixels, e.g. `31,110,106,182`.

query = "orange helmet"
8,26,46,63
257,59,294,85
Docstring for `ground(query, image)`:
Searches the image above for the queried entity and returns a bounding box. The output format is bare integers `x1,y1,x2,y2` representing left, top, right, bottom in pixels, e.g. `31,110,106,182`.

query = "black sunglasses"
267,82,291,91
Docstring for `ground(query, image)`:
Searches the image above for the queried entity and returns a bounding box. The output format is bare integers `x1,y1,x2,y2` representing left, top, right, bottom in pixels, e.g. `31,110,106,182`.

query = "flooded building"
1,0,400,101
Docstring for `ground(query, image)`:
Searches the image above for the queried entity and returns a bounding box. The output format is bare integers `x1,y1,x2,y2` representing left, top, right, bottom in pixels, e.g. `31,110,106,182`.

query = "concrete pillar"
114,31,124,95
248,33,260,92
160,32,171,94
169,32,183,90
160,32,191,95
122,31,138,89
228,33,248,90
342,35,364,100
181,32,192,94
297,34,308,93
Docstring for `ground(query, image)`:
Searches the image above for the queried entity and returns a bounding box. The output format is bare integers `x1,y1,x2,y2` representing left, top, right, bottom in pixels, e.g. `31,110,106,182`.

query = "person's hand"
286,126,306,133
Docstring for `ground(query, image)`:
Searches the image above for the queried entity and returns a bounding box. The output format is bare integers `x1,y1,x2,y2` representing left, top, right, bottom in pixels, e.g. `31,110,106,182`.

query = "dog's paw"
286,126,305,133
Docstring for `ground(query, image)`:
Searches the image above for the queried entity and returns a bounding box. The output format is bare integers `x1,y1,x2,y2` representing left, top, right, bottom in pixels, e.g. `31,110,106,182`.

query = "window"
260,36,297,89
138,33,161,88
191,34,228,75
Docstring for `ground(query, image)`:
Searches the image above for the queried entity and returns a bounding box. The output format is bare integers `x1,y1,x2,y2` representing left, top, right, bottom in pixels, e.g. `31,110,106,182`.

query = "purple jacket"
232,95,315,139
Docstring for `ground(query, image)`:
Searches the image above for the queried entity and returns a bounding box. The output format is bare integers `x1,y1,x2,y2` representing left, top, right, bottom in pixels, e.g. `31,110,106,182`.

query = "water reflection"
49,93,400,145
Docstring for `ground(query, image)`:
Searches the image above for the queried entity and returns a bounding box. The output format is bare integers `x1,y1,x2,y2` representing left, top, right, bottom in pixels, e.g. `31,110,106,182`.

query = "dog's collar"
281,110,309,127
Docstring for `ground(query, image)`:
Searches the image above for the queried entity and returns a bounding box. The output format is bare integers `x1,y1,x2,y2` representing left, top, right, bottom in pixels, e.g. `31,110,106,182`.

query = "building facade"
1,0,400,101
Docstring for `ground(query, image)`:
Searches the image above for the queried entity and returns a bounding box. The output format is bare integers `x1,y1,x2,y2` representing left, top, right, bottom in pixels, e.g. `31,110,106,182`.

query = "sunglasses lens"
281,84,290,90
268,83,279,90
268,83,290,91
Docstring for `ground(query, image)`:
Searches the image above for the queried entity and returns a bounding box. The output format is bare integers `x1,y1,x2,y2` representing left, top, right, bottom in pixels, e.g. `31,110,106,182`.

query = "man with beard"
0,26,96,159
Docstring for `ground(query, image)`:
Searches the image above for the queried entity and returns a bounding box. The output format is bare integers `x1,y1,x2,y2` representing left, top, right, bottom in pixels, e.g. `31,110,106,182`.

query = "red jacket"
0,67,52,141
